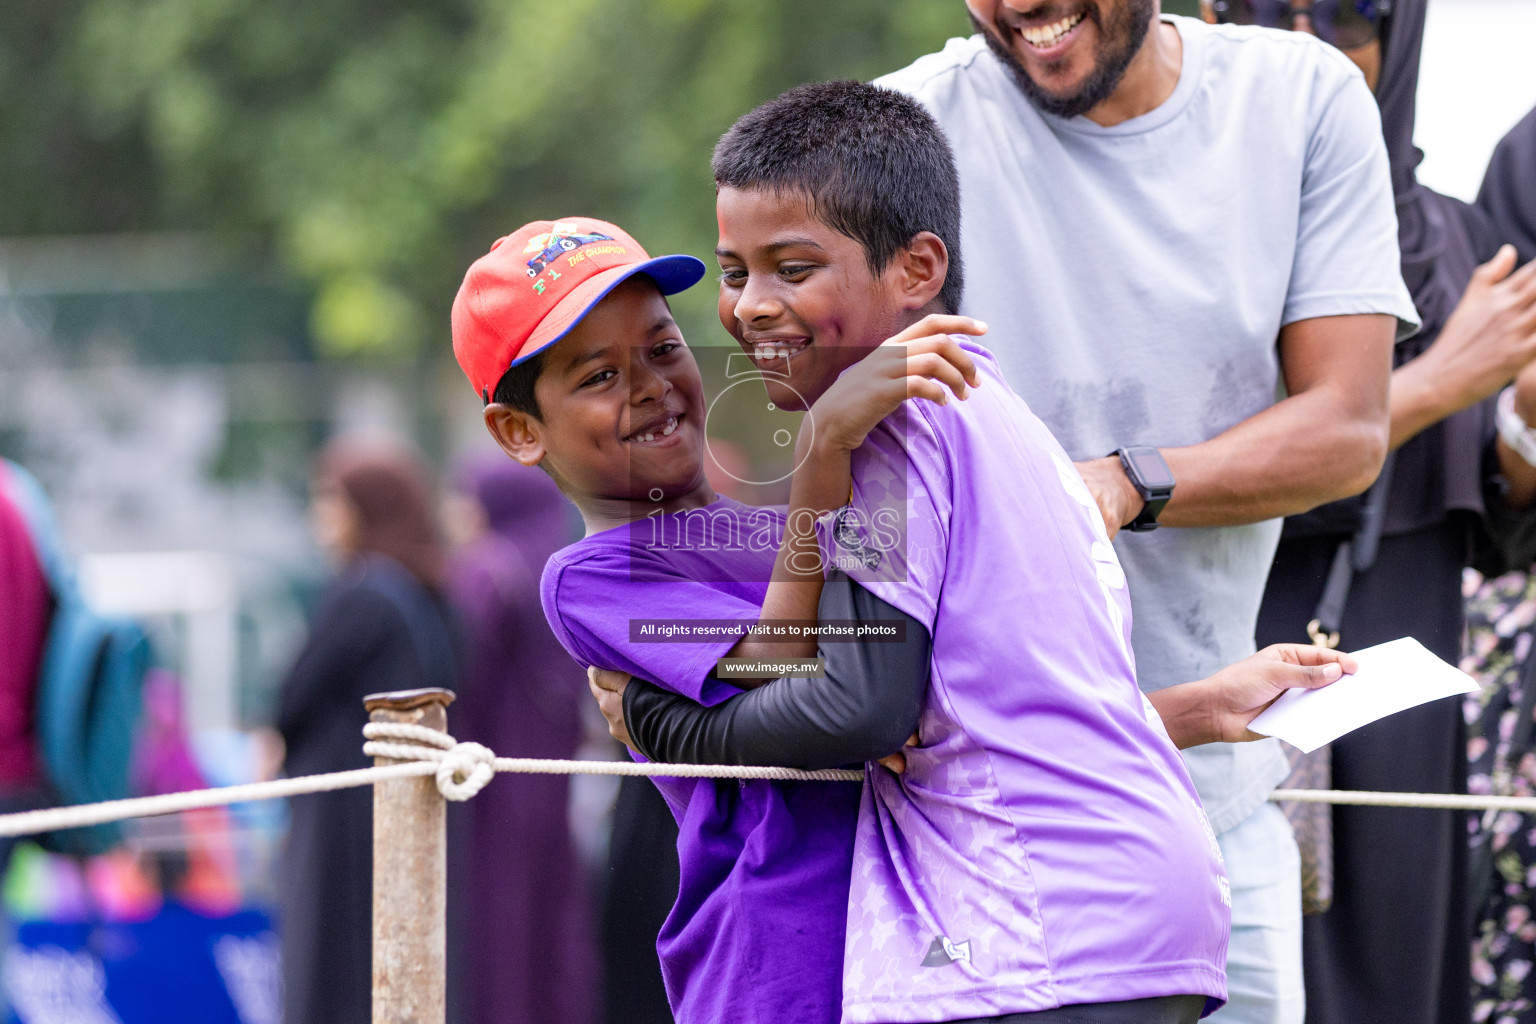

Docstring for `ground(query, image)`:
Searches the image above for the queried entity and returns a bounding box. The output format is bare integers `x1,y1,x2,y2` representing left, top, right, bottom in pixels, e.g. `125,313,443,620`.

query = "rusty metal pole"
366,687,455,1024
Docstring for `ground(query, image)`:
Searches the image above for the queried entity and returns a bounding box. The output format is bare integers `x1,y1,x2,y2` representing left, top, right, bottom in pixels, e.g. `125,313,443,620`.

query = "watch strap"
1498,386,1536,468
1127,492,1170,532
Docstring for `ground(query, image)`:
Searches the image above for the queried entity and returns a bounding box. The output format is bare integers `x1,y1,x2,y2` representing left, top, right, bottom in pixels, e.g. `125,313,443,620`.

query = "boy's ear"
892,231,949,310
483,403,547,467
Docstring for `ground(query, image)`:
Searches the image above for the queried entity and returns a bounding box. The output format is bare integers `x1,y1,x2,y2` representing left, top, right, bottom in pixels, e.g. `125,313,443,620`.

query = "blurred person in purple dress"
278,442,459,1024
445,457,600,1024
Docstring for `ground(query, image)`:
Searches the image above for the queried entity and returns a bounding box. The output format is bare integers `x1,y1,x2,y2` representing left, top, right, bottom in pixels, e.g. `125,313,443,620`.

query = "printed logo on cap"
522,221,616,280
522,221,631,296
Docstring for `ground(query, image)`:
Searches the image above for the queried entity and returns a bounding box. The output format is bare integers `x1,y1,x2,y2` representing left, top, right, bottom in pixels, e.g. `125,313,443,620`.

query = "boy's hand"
588,666,636,752
1412,245,1536,416
807,315,986,454
1073,456,1145,540
875,731,921,774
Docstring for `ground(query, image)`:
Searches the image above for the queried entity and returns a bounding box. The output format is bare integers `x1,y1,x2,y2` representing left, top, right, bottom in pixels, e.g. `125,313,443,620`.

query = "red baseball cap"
451,216,706,402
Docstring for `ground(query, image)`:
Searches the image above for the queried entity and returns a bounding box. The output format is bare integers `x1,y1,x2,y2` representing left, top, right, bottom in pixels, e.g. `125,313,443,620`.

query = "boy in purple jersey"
452,212,990,1024
677,81,1226,1024
451,85,1352,1024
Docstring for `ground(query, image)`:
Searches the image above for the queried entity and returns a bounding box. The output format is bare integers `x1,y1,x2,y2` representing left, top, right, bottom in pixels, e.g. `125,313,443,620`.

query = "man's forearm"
1082,314,1394,532
1158,396,1387,525
1081,407,1386,530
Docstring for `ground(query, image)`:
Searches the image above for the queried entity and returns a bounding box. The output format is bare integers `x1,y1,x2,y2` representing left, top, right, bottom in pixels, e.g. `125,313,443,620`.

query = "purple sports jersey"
540,501,860,1024
826,341,1230,1023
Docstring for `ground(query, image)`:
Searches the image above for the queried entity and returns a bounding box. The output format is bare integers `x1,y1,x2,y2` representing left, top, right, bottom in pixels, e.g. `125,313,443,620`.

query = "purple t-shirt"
826,342,1229,1022
540,500,860,1024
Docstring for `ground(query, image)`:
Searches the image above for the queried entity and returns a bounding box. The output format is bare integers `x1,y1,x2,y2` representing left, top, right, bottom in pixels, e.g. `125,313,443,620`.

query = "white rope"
362,720,865,796
0,762,436,839
0,726,863,838
1269,788,1536,813
2,723,1532,840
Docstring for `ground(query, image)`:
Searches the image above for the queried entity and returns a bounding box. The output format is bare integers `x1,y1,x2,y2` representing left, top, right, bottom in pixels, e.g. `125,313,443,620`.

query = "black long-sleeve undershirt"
622,571,929,771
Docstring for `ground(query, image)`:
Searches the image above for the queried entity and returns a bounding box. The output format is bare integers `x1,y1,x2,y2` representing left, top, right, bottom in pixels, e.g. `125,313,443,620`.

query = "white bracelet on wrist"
1497,385,1536,468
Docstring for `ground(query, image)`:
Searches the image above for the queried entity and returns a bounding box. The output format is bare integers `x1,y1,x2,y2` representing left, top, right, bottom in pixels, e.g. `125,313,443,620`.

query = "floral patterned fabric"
1466,567,1536,1023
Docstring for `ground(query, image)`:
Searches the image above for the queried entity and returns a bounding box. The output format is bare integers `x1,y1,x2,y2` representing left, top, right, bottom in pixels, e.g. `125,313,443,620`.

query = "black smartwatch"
1112,446,1175,532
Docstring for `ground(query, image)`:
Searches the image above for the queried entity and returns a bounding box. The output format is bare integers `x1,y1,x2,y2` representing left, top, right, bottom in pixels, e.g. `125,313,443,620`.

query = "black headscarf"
1285,9,1536,549
1478,106,1536,265
1364,0,1501,531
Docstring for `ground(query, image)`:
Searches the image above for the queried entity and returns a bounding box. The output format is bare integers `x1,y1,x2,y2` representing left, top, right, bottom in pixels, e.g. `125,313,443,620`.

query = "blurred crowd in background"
0,2,1534,1024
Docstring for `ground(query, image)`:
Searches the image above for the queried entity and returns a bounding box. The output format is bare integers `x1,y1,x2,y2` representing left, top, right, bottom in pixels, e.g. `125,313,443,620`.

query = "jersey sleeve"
542,548,752,707
1282,57,1420,338
817,405,952,632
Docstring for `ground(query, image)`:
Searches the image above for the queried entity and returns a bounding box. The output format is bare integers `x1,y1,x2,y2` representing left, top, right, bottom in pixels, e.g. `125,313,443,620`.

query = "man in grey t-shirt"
879,3,1416,1022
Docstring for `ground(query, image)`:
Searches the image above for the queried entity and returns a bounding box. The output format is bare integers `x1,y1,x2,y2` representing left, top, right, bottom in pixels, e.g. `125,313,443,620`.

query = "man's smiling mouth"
624,413,682,445
1020,11,1085,49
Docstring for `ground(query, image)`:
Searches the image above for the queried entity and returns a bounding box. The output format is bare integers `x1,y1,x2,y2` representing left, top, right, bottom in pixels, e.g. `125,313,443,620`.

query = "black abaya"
277,555,459,1024
602,775,680,1024
1479,106,1536,266
1256,522,1471,1024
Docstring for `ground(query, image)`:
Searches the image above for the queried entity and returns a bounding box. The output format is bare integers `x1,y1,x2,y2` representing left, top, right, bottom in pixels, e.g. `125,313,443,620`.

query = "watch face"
1126,448,1175,491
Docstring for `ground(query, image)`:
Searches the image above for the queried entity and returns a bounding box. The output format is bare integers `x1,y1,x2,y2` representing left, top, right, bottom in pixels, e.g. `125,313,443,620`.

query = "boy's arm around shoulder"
607,572,929,770
731,316,983,667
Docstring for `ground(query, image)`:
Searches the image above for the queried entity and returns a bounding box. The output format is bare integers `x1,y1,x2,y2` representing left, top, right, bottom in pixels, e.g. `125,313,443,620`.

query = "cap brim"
509,254,707,368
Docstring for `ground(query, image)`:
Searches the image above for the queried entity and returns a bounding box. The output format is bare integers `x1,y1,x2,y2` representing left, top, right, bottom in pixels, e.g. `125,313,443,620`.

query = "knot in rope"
435,742,495,801
362,722,495,801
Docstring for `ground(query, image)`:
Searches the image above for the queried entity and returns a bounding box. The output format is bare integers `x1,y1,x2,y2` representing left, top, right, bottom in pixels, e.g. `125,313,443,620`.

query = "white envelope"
1247,636,1479,754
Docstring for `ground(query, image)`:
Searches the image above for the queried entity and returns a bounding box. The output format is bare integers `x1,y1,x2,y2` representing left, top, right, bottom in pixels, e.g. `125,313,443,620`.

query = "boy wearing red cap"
452,212,980,1024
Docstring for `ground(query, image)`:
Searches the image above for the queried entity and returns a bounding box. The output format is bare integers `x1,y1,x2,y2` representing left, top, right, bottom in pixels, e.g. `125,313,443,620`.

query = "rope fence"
1271,788,1534,812
0,686,1523,1023
0,720,862,840
0,732,1528,840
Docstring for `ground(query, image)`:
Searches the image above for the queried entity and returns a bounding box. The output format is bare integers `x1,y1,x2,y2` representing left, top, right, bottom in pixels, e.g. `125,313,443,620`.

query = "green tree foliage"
0,3,162,236
2,0,971,358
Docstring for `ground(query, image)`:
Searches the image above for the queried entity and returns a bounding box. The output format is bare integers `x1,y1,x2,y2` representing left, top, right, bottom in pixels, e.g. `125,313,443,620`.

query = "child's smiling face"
485,276,711,511
714,186,913,411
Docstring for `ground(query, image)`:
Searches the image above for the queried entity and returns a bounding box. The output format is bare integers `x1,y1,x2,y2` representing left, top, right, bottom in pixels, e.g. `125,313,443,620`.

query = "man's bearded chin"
971,0,1155,120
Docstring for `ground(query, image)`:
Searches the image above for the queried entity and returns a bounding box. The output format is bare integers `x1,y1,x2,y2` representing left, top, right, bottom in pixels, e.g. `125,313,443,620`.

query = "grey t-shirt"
879,16,1417,833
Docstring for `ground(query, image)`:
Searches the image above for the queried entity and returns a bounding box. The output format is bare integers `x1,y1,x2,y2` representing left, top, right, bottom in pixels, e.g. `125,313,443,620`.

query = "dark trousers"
603,776,679,1024
950,994,1207,1023
1256,521,1471,1024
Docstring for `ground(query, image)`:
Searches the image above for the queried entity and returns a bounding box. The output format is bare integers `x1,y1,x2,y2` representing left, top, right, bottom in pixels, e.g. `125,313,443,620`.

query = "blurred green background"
1,0,982,363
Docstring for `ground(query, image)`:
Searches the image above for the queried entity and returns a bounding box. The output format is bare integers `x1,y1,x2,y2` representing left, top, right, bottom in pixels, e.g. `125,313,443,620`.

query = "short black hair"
491,348,548,418
712,80,964,315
